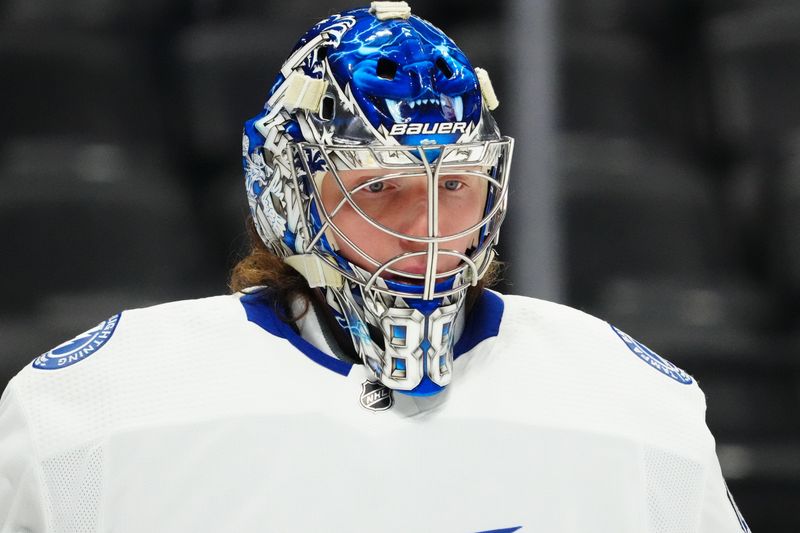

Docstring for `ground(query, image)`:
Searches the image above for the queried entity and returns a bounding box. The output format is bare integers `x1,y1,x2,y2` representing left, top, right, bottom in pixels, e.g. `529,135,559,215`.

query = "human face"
319,166,488,282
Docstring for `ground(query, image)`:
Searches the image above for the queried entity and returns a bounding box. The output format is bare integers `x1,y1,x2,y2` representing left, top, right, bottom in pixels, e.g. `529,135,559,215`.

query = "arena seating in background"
0,139,210,313
772,136,800,302
191,0,364,22
708,3,800,155
558,134,731,306
0,0,185,30
189,0,493,26
563,28,717,158
718,435,800,533
0,31,169,147
199,170,251,277
704,0,792,16
560,0,676,33
0,290,164,384
560,33,672,142
173,20,298,163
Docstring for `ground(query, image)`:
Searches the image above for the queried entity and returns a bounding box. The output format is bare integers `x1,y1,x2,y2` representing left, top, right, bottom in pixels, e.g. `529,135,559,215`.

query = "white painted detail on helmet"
369,1,411,20
475,67,499,110
278,14,358,78
283,71,329,113
285,254,344,289
388,121,469,136
385,98,404,123
454,95,464,121
280,33,330,77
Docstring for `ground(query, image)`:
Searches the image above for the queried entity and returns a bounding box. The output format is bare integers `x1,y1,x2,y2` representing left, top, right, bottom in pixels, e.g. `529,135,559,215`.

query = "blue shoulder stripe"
240,293,353,377
454,290,504,358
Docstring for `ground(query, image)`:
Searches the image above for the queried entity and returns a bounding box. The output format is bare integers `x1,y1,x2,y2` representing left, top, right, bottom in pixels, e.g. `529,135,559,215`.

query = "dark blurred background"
1,0,798,529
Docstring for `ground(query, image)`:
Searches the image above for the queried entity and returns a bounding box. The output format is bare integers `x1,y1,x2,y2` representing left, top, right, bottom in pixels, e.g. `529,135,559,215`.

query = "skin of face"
319,166,488,280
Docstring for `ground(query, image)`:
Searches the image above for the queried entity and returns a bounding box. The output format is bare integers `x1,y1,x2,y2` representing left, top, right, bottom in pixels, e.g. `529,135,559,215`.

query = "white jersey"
0,291,749,533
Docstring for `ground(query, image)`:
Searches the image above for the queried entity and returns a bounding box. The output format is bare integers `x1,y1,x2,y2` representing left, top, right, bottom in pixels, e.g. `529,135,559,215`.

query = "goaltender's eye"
443,180,463,191
367,181,386,193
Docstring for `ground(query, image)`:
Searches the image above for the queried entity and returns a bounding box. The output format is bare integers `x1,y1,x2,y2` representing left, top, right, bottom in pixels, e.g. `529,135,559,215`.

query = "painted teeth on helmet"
454,95,463,121
439,94,451,116
386,98,404,123
387,96,442,122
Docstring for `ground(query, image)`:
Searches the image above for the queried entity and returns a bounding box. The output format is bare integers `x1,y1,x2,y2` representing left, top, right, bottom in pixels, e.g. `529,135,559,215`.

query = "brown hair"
229,217,501,324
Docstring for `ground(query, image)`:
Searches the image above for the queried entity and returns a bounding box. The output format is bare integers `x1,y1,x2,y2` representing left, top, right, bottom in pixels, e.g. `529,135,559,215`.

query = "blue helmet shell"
280,8,482,147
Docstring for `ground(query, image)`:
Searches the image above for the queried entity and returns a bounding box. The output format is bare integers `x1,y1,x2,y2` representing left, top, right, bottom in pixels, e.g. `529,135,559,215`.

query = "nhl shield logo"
360,380,394,412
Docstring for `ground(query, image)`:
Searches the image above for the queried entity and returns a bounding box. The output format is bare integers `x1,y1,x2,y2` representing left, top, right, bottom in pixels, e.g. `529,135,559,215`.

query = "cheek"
328,203,395,267
441,193,486,232
437,192,486,252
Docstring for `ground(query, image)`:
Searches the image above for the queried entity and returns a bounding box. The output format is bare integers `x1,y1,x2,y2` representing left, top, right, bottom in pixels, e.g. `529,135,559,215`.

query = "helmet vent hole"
317,46,328,60
436,56,453,78
320,95,335,121
377,57,398,80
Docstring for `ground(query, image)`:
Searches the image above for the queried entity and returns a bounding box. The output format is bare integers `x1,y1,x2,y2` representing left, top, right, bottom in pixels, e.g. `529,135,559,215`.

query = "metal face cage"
290,137,514,301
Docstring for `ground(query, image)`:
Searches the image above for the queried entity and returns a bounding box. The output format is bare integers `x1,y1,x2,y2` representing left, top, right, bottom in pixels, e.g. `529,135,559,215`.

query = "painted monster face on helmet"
243,4,513,396
324,12,481,147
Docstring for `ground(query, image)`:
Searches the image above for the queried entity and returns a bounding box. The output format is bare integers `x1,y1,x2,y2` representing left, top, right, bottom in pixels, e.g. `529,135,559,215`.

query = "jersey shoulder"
490,293,712,453
495,292,702,395
18,293,247,375
501,295,694,378
2,293,279,456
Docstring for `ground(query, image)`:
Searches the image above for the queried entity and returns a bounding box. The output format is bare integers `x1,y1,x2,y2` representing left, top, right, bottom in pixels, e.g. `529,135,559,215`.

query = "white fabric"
369,1,411,20
0,293,747,532
285,254,344,289
475,67,500,111
282,71,329,113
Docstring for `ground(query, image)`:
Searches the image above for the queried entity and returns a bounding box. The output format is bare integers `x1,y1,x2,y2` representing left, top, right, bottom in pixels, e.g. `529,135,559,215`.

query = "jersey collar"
240,289,504,376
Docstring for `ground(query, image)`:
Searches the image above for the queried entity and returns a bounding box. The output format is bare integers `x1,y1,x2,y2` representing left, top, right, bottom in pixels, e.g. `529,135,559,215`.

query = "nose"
395,189,432,247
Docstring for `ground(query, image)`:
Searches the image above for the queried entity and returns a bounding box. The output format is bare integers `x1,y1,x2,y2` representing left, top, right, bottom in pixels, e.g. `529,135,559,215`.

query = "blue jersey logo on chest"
610,324,692,384
33,313,121,370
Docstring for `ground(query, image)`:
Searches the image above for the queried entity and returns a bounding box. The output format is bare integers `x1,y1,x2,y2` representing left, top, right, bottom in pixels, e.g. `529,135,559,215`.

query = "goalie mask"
243,2,513,395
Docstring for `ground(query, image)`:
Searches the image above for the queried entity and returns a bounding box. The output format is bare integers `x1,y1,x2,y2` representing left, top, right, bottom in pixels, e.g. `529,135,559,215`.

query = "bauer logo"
359,380,394,412
610,324,693,385
389,121,469,136
33,314,121,370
